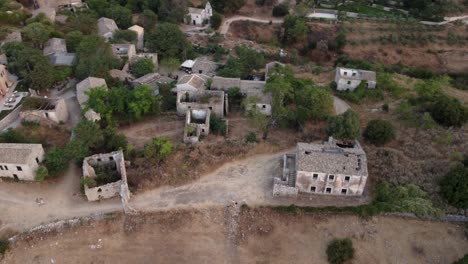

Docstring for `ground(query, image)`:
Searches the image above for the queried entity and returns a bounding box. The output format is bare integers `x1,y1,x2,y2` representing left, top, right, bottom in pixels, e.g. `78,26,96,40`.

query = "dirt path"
0,151,369,234
220,16,284,34
2,209,467,264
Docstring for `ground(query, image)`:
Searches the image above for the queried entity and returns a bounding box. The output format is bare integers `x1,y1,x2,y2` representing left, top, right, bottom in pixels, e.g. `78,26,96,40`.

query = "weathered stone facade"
176,90,227,118
20,98,69,125
274,138,368,197
82,151,130,202
0,143,45,181
335,67,377,91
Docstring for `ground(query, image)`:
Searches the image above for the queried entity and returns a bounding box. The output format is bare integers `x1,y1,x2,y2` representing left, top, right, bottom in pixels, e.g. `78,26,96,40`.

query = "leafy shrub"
112,29,137,43
326,238,354,264
210,115,227,135
0,238,9,255
210,12,222,30
382,103,389,112
35,166,49,181
130,58,155,78
430,95,468,127
440,166,468,209
245,132,258,143
326,110,360,141
272,4,289,17
143,137,173,162
363,119,395,145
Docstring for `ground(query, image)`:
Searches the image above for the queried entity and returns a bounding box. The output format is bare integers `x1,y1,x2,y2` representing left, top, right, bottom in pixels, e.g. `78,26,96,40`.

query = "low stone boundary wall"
0,105,21,131
383,212,468,223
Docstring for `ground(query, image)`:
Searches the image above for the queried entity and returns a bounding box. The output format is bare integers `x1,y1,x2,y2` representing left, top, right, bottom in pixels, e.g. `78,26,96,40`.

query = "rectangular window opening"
325,187,332,194
310,186,316,192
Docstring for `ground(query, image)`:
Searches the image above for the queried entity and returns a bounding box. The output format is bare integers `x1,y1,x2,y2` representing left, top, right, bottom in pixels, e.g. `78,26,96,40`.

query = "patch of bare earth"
3,209,467,264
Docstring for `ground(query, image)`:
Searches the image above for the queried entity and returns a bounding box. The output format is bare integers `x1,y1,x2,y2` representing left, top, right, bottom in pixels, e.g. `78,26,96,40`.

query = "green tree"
0,238,8,255
68,11,98,34
453,254,468,264
305,88,334,121
326,238,354,264
144,137,173,162
430,95,468,127
130,58,154,77
282,15,308,44
272,3,289,17
87,0,109,16
45,147,69,176
152,0,187,23
210,12,222,30
327,110,360,140
65,31,84,52
139,9,158,30
73,120,103,149
105,4,132,28
35,165,49,181
363,119,395,145
128,85,161,119
146,23,192,59
66,139,91,163
21,22,51,49
217,46,265,79
211,0,245,13
440,166,468,209
112,29,137,43
75,35,119,79
103,126,128,152
126,0,148,12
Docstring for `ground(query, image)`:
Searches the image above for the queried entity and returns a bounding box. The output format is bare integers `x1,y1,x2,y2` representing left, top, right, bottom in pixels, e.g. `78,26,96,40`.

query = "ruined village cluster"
0,0,467,232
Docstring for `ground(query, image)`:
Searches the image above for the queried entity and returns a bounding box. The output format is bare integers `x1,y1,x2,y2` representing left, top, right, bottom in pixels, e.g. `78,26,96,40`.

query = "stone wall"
0,105,21,131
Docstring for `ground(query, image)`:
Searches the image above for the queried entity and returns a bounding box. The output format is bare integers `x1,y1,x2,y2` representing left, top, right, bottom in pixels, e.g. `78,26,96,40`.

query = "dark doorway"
13,174,19,181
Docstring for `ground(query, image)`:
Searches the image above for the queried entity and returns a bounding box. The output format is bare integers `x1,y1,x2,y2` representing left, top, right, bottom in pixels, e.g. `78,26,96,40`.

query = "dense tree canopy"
440,166,468,209
144,137,173,163
75,35,119,79
217,46,266,79
430,95,468,127
363,119,395,145
327,110,360,141
130,58,154,77
146,23,192,60
105,4,133,28
210,0,245,13
21,22,51,49
282,15,308,44
87,85,161,124
2,42,56,90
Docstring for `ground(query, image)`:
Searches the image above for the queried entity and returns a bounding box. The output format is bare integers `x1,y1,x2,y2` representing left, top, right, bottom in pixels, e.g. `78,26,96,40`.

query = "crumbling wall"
82,151,130,202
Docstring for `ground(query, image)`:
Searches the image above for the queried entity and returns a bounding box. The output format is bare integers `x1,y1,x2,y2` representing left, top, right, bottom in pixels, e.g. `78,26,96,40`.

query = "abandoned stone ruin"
19,97,69,125
82,151,130,202
184,109,211,144
176,90,227,118
274,137,368,197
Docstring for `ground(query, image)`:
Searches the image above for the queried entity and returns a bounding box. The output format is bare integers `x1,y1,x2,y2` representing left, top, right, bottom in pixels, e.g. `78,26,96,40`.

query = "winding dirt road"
0,150,369,233
219,16,284,34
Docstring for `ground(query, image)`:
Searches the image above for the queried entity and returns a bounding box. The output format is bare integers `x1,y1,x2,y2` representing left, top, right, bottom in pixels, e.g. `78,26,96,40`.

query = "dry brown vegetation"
3,208,467,263
343,21,468,72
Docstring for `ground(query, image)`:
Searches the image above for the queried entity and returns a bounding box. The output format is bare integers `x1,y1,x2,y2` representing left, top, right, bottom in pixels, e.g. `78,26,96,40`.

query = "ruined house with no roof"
20,97,69,125
176,90,227,118
183,109,211,144
274,137,368,197
82,151,130,202
0,143,45,181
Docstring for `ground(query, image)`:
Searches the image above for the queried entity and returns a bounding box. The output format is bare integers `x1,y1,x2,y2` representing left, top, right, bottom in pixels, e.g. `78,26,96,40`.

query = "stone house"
176,90,226,118
111,44,136,60
131,73,174,95
183,109,211,144
0,65,14,100
20,98,69,125
335,67,377,91
43,38,76,66
175,74,210,92
76,77,107,121
274,137,368,197
128,25,144,51
0,143,45,181
192,57,219,76
187,2,212,26
82,151,130,202
211,76,272,116
97,17,118,41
